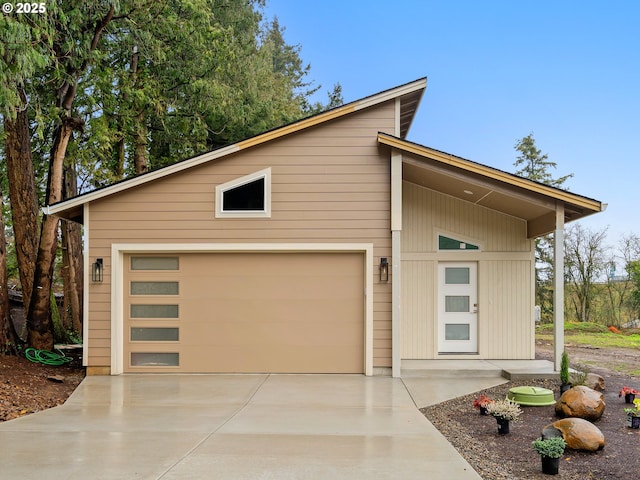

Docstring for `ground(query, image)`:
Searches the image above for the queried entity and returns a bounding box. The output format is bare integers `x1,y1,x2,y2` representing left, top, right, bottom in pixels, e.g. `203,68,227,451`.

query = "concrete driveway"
0,374,500,479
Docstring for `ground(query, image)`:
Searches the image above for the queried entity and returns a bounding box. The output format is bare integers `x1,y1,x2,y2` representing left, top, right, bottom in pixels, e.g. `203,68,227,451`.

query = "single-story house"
46,78,603,376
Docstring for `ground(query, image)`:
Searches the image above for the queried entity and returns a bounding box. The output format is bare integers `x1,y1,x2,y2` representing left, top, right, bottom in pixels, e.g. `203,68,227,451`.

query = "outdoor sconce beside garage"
92,258,104,283
379,257,389,282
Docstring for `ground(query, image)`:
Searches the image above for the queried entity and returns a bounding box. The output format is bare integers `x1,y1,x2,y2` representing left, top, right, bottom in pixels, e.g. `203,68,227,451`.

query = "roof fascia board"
378,133,602,213
355,78,427,111
45,144,241,215
46,79,428,215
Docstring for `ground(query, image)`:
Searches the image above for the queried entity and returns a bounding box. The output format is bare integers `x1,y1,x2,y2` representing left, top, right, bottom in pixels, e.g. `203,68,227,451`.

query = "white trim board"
110,243,374,376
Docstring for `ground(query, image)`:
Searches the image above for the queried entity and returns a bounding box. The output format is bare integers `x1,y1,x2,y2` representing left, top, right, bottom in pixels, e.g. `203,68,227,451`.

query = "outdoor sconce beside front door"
92,258,104,283
379,257,389,282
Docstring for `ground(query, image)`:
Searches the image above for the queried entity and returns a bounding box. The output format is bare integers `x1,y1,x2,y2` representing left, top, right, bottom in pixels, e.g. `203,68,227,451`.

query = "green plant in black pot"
532,436,565,475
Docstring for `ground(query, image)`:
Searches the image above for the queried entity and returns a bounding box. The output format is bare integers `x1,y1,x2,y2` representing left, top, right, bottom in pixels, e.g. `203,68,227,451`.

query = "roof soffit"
380,133,603,238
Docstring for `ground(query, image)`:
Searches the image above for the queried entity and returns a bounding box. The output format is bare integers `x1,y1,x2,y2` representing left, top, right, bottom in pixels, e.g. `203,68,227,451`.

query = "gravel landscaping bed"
422,372,640,479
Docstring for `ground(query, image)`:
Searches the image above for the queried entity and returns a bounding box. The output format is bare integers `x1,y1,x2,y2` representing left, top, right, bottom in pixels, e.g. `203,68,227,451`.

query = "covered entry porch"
380,133,604,376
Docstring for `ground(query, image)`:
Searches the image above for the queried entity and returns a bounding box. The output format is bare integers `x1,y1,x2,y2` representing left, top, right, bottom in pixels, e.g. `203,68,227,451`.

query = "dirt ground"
0,353,85,422
423,340,640,479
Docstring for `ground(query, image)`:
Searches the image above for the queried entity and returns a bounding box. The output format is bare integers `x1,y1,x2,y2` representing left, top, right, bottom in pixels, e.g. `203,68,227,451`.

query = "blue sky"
264,0,639,245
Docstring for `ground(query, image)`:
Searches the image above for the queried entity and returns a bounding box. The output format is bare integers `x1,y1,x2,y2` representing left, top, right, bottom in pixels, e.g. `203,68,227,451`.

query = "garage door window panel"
131,327,179,342
130,281,179,296
216,168,271,218
130,352,179,367
131,256,179,271
130,304,179,318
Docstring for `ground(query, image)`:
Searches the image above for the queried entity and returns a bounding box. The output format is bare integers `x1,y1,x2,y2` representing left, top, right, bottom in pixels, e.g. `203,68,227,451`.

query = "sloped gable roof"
45,78,427,223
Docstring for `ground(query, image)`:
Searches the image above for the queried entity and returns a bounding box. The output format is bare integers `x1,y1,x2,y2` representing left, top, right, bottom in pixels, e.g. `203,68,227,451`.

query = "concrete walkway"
0,374,507,479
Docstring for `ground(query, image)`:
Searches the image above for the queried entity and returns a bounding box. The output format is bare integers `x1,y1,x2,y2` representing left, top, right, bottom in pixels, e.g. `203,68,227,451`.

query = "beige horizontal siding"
86,102,397,371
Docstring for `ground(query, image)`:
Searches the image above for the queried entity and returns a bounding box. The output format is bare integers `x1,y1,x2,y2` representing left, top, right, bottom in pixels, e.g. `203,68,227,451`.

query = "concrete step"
401,359,558,380
401,360,504,378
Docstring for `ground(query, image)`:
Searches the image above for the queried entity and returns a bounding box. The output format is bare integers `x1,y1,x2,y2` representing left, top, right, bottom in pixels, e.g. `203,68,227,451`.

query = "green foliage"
560,351,570,385
563,322,609,334
65,0,337,187
532,437,565,458
570,363,590,386
514,133,572,188
628,260,640,317
513,133,574,322
0,11,52,118
536,323,640,350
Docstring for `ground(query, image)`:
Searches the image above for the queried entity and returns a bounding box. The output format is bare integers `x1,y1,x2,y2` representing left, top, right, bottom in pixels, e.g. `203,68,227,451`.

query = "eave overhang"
378,132,604,238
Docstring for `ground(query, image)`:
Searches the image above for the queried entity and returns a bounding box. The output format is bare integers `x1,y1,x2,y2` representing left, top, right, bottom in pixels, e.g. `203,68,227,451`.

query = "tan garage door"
123,252,364,373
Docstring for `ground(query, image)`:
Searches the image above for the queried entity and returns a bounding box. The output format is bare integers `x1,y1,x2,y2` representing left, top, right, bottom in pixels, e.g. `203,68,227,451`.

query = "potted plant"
559,350,571,394
619,386,639,404
532,436,566,475
624,398,640,429
472,394,494,415
486,398,522,434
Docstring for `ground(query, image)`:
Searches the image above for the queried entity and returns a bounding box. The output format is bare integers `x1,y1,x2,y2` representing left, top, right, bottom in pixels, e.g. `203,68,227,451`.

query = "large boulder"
543,418,605,451
584,373,605,392
555,385,605,421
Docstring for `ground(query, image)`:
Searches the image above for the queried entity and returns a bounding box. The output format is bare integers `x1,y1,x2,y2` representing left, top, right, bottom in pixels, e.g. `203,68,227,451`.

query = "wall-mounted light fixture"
379,257,389,282
92,258,104,283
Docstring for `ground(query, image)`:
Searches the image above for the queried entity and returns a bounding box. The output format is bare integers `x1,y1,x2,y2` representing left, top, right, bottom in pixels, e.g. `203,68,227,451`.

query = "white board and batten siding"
401,181,536,359
87,102,397,372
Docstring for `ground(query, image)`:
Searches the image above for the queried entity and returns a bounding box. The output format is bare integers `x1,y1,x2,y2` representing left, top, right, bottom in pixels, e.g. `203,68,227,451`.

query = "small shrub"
487,398,522,422
532,437,566,458
560,351,570,385
571,363,590,386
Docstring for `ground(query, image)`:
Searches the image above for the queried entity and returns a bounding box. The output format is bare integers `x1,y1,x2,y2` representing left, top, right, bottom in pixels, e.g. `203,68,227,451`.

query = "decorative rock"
585,373,605,392
555,385,605,421
47,375,65,383
543,418,605,451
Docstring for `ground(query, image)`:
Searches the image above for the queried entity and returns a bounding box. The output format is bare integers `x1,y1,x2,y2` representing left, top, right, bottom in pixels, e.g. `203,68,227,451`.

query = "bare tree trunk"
0,190,20,355
27,5,115,351
27,214,58,349
4,88,38,318
134,113,148,174
28,118,83,350
130,47,149,175
61,164,83,335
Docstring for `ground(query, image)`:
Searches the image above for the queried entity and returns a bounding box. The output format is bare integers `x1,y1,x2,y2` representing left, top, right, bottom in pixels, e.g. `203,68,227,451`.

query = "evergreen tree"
514,133,572,188
513,133,573,323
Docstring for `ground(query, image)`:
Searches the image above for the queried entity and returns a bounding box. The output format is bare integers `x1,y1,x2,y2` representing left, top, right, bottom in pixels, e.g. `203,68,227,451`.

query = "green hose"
24,348,72,366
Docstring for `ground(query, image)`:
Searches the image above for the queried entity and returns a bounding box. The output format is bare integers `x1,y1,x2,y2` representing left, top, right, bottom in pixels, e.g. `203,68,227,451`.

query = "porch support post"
391,150,403,378
553,201,565,371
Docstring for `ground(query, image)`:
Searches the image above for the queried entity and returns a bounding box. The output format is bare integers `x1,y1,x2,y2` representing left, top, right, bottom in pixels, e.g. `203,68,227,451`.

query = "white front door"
438,262,478,353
